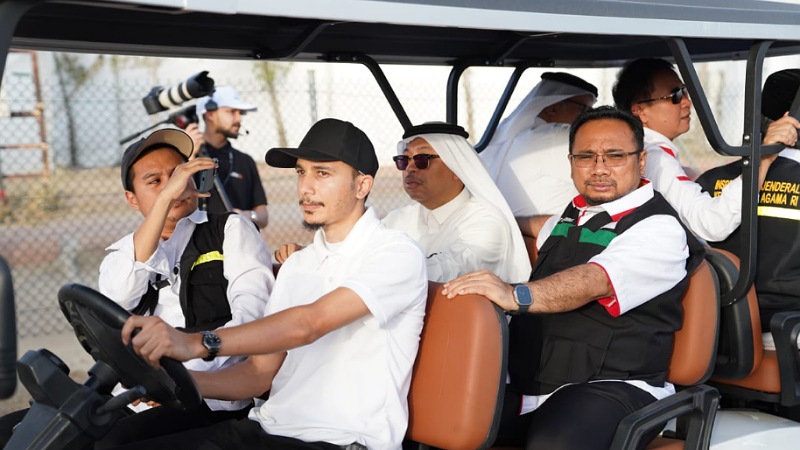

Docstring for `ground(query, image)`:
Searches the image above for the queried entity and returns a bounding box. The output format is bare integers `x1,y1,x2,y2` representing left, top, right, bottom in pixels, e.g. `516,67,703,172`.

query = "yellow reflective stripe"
757,206,800,221
191,251,224,271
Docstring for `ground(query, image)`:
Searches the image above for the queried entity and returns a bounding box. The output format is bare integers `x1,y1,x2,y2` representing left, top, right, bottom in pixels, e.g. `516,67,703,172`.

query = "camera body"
196,158,218,194
167,105,199,129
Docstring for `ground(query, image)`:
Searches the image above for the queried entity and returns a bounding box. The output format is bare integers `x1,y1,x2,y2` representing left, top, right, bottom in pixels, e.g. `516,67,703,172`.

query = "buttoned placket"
418,210,440,253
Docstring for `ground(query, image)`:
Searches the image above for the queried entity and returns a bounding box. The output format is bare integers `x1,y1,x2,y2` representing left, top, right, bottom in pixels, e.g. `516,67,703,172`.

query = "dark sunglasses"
637,86,688,105
563,99,592,113
393,154,440,170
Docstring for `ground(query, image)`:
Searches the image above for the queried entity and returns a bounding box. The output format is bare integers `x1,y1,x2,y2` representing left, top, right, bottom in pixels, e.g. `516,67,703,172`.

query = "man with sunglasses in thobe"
480,72,598,216
382,122,531,284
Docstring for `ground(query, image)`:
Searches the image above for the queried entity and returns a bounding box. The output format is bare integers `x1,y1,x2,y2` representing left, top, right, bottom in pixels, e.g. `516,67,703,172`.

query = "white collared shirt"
644,127,742,241
251,207,427,450
99,209,274,410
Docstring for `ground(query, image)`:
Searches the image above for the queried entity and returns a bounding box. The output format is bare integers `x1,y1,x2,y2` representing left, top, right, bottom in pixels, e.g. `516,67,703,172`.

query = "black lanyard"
220,148,235,186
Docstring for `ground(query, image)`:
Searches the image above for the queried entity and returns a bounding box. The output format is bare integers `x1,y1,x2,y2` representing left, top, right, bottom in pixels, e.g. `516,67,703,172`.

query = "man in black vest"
0,129,275,447
101,128,274,441
444,106,704,450
697,69,800,338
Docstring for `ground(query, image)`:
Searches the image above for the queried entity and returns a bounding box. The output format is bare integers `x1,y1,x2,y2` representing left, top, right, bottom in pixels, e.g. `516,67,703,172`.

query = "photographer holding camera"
193,86,269,229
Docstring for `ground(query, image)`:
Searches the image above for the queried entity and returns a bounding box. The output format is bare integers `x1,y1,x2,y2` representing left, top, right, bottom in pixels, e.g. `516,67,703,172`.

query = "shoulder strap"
131,274,166,316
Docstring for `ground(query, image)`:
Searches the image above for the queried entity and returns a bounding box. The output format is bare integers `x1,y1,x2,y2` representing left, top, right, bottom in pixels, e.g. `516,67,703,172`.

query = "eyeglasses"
569,151,642,168
637,86,688,105
393,154,440,170
563,99,592,113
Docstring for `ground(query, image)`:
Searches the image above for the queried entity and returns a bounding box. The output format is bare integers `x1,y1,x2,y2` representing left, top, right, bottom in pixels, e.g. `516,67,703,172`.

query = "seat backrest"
703,248,763,379
407,281,508,450
667,259,720,386
614,259,721,450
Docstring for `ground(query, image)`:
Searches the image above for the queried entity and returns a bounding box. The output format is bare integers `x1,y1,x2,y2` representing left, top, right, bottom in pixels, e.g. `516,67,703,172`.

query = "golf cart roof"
8,0,800,66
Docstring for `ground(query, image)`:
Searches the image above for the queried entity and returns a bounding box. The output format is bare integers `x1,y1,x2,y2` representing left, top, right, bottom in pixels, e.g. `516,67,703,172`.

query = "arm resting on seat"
610,385,719,450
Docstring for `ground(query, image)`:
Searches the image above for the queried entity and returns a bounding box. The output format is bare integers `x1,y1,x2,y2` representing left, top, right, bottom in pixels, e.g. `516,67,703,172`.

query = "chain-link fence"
2,51,799,339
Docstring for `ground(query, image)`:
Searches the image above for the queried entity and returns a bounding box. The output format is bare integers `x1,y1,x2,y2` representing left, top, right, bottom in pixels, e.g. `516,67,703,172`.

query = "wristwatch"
511,283,533,315
249,210,258,222
201,331,221,361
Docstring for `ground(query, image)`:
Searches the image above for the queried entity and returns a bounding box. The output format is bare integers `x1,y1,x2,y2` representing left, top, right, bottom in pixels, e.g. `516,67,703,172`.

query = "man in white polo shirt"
444,106,704,450
115,118,428,450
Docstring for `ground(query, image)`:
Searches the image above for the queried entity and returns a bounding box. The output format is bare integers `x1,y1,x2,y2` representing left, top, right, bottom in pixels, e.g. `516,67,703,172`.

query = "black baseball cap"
121,128,194,191
762,69,800,121
265,118,378,177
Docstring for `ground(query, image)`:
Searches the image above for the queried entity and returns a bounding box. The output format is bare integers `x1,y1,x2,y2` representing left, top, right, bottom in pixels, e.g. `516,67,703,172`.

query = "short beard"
583,193,624,206
221,129,238,140
303,221,323,231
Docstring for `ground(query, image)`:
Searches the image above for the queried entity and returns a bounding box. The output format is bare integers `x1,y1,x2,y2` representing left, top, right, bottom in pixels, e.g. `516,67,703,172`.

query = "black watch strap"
510,283,533,315
201,331,221,361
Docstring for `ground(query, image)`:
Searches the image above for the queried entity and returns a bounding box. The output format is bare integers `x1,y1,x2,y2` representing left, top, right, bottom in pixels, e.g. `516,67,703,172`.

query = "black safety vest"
133,213,233,332
698,157,800,328
508,192,704,396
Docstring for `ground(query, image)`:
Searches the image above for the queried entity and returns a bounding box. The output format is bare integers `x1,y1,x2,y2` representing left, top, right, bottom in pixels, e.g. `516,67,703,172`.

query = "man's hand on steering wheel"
122,316,204,368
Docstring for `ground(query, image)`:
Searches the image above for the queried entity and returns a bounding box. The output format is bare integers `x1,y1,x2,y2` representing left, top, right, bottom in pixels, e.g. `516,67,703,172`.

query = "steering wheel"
58,283,202,410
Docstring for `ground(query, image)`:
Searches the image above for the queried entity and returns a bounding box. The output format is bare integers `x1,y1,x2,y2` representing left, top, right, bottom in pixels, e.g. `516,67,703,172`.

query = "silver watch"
249,210,258,221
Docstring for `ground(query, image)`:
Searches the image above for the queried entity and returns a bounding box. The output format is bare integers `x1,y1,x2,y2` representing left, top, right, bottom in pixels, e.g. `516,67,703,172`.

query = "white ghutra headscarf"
398,126,532,283
480,73,597,179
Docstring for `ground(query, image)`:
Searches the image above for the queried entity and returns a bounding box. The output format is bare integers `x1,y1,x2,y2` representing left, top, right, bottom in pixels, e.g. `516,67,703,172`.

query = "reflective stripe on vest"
758,205,800,221
191,250,224,271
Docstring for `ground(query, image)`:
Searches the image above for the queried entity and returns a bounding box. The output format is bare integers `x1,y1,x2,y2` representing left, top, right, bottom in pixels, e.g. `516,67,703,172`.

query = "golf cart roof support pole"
668,37,738,157
445,33,541,127
669,37,772,304
0,0,46,93
474,66,528,152
445,59,473,126
330,53,412,132
726,40,772,306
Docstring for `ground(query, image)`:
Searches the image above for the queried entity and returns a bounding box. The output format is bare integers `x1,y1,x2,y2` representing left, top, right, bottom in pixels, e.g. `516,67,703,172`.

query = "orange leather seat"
614,259,720,450
706,248,800,408
406,281,508,450
719,350,781,393
406,260,720,450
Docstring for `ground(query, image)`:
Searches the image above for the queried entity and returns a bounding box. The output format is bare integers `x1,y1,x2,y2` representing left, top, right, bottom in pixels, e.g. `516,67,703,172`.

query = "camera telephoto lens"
142,71,214,114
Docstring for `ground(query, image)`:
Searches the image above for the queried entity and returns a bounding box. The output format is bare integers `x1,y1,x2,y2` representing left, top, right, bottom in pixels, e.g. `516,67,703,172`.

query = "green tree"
253,61,293,147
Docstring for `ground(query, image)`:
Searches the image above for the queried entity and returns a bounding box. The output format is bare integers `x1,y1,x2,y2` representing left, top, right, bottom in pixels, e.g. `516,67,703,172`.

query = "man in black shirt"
194,86,269,229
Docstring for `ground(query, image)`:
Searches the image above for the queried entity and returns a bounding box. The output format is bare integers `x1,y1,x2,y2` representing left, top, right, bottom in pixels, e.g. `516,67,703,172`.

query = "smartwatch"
201,331,221,361
249,210,258,222
511,283,533,315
